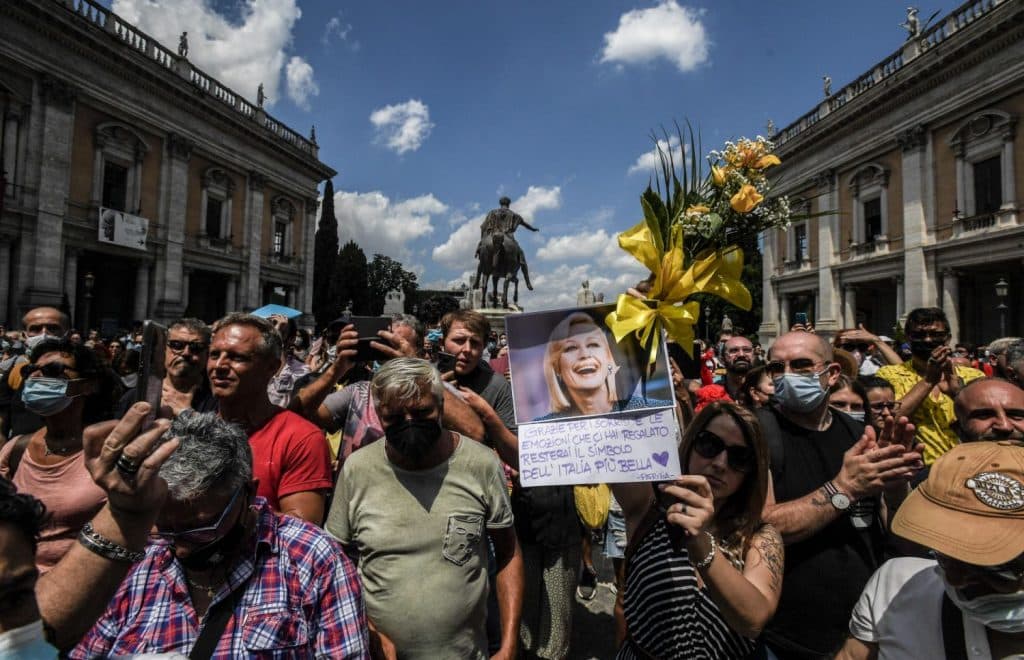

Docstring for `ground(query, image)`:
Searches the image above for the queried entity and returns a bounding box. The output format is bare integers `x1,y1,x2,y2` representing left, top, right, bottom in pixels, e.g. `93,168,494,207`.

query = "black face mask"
178,514,248,571
385,419,442,461
910,339,943,359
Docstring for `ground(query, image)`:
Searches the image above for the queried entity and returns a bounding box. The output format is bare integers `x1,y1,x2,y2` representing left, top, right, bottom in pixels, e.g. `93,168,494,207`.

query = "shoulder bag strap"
189,574,253,660
940,593,969,660
6,435,32,478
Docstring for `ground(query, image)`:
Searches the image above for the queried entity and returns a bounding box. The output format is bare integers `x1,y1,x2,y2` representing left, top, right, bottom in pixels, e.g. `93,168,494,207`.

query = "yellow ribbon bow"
605,220,752,361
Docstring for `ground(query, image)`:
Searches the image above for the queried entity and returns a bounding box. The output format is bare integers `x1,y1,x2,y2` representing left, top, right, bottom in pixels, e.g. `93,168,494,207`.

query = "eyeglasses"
167,339,209,354
869,401,899,413
838,342,871,353
765,359,826,378
24,362,78,379
152,487,243,545
692,430,754,473
933,551,1024,582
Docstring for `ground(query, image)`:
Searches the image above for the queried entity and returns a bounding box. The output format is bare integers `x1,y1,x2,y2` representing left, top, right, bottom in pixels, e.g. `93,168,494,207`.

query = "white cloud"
370,99,435,154
322,15,352,44
285,56,318,110
432,186,562,269
113,0,309,109
536,229,613,261
600,1,709,73
332,190,447,263
628,136,687,176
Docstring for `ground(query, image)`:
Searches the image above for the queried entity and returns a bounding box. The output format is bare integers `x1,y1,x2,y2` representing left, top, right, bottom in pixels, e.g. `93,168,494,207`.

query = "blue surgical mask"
772,370,829,413
22,377,77,416
939,566,1024,633
846,410,866,422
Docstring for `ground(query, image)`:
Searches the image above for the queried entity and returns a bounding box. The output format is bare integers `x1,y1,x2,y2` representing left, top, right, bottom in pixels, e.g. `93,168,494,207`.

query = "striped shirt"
617,516,755,660
71,498,369,659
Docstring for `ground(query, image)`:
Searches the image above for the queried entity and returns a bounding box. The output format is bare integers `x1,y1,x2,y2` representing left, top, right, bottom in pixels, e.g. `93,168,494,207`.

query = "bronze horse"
474,233,533,308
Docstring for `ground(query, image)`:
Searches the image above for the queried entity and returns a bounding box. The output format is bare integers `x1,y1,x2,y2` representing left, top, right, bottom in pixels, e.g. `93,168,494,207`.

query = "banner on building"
98,207,148,251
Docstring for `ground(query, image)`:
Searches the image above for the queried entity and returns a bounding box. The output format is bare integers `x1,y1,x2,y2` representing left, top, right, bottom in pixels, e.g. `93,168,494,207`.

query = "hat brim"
892,487,1024,565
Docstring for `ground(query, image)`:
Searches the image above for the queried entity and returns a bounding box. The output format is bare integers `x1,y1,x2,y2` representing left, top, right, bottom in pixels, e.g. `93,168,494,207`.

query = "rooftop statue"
178,31,189,58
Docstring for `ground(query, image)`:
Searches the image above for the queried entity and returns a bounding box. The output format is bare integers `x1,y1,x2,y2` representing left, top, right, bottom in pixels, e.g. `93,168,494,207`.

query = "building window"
92,122,148,213
273,222,286,256
101,160,129,210
848,163,889,245
794,224,808,264
950,109,1016,218
863,197,882,242
199,167,234,243
205,197,223,238
973,155,1002,215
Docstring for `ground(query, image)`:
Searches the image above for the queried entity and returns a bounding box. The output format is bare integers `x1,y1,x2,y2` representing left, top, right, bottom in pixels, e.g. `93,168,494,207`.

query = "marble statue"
178,32,189,58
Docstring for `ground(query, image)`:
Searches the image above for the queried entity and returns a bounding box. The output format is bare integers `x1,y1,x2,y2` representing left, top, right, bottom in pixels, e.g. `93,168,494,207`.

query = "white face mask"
939,566,1024,633
25,333,54,352
847,410,866,422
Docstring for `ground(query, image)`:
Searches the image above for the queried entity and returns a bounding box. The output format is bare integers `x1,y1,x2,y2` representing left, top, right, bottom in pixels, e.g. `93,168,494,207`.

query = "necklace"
186,575,224,599
43,440,78,457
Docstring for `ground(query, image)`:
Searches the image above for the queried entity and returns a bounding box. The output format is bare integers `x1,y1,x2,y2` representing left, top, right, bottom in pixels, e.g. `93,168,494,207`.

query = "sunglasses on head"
152,487,243,545
167,339,208,354
693,430,754,473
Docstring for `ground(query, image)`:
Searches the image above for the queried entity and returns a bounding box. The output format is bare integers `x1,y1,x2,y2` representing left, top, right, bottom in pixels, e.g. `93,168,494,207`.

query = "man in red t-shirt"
208,313,332,525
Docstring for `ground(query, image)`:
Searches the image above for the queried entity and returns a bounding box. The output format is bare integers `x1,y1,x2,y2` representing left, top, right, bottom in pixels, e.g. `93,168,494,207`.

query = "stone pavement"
567,541,618,659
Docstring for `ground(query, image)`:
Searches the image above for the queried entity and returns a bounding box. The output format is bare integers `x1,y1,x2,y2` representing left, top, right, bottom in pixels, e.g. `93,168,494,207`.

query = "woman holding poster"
614,402,782,659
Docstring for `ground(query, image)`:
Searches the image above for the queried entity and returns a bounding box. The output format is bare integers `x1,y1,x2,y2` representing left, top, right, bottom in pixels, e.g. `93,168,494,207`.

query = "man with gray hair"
327,357,522,660
208,313,332,525
986,336,1022,380
72,411,369,658
1002,339,1024,390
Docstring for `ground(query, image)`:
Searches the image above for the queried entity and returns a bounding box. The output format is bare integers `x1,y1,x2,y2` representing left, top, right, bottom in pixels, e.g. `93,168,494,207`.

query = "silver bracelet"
78,522,146,563
693,531,716,569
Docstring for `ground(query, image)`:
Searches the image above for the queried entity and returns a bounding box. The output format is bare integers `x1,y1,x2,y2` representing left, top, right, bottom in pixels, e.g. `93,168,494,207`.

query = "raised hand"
659,475,715,538
835,426,922,500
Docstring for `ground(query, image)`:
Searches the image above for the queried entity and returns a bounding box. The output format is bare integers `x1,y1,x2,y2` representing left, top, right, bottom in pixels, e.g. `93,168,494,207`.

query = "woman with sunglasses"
613,402,782,659
0,339,108,572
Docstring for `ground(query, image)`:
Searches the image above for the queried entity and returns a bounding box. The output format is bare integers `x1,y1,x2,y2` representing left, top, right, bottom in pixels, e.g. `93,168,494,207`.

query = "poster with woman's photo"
506,304,681,486
506,304,674,425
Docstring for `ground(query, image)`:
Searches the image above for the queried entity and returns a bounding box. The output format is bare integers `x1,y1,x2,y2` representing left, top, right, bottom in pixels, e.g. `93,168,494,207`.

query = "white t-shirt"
849,557,998,659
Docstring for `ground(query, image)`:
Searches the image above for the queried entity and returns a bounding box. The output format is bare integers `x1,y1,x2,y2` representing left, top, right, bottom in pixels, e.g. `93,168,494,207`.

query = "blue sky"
109,0,962,310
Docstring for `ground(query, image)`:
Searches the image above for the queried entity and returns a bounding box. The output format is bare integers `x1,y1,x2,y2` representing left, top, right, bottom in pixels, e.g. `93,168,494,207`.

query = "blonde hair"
544,312,619,413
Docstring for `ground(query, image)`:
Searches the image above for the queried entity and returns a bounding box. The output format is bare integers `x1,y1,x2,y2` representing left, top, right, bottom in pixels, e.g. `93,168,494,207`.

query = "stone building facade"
0,0,334,332
759,0,1024,347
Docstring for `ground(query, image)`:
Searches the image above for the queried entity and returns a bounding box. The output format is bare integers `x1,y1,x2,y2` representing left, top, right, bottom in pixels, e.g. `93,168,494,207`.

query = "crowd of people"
0,299,1022,659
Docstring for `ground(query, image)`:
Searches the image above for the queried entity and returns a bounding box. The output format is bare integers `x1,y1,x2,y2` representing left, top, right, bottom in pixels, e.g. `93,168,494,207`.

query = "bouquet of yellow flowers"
606,126,792,359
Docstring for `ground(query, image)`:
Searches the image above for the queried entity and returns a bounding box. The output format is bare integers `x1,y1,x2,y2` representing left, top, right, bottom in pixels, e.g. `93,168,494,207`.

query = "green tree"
418,294,460,325
367,254,418,315
334,240,370,317
312,179,338,329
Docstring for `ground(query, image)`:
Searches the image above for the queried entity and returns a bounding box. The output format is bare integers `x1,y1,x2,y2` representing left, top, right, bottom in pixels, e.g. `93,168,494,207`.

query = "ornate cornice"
166,132,193,161
248,171,267,191
896,124,927,152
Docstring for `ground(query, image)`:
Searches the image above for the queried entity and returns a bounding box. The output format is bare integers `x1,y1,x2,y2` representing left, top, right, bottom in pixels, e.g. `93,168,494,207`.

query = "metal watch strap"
78,522,146,563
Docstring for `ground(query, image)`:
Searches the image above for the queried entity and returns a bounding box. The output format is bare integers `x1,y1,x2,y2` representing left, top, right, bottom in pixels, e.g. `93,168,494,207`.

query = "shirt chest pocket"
443,513,484,566
241,605,310,655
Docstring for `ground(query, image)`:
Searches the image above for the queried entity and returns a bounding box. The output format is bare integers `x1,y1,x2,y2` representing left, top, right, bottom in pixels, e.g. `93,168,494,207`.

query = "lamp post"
83,272,95,333
996,277,1009,338
704,304,712,342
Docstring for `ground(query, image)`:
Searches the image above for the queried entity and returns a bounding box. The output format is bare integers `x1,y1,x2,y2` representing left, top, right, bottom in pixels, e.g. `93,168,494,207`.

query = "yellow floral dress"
876,361,985,464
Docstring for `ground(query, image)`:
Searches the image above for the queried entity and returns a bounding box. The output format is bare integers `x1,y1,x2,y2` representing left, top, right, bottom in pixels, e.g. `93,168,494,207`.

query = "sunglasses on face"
24,362,78,379
152,487,243,545
166,340,209,354
838,342,871,353
692,430,754,473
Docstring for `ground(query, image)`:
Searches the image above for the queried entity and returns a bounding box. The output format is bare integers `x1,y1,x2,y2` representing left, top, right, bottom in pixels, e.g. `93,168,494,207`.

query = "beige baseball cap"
892,441,1024,565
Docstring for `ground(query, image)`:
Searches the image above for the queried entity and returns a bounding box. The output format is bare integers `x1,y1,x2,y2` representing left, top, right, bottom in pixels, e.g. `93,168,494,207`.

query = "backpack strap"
6,434,32,479
940,593,969,660
754,407,785,478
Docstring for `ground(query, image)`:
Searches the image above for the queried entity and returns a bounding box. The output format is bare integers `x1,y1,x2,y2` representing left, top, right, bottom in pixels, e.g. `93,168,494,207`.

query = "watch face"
832,493,851,510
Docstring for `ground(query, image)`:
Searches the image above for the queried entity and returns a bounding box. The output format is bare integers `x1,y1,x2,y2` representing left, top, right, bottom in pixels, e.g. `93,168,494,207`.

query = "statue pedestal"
474,306,522,333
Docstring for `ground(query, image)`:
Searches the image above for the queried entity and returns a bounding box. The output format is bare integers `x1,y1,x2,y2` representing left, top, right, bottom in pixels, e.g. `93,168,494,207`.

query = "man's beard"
727,360,751,375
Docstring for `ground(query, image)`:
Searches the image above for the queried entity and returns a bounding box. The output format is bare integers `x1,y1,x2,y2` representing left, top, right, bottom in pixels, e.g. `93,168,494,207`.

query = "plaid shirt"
71,498,369,659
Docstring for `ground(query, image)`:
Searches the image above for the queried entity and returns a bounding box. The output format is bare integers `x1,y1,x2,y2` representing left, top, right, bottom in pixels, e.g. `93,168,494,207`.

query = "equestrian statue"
474,196,537,308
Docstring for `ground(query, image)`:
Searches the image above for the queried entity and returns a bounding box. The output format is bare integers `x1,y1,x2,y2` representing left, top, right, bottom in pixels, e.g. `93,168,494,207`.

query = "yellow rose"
711,166,726,187
685,204,710,216
730,185,763,213
754,154,781,169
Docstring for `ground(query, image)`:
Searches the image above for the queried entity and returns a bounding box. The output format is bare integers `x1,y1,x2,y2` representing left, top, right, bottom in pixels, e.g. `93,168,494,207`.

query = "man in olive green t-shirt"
326,358,523,660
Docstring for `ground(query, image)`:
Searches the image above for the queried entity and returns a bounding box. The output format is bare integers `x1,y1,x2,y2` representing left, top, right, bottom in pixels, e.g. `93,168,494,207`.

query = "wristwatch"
823,481,851,511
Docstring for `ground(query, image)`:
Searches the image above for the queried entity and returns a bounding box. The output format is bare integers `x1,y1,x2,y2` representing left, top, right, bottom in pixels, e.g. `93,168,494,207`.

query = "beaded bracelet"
693,531,716,569
78,522,146,563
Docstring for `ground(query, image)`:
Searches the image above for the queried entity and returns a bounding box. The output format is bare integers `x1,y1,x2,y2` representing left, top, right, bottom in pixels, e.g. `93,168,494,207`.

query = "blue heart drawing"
652,451,670,467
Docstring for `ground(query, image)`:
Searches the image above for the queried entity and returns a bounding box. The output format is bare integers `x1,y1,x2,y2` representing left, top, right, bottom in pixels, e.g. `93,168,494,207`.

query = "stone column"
843,286,857,328
225,277,237,314
900,125,936,312
152,133,192,320
758,228,780,345
815,169,840,337
301,197,318,315
26,75,76,308
779,294,791,335
242,172,267,309
63,249,78,326
2,108,21,196
895,276,905,322
134,262,150,321
941,269,960,346
0,241,10,325
1003,137,1017,210
286,287,296,308
181,269,191,312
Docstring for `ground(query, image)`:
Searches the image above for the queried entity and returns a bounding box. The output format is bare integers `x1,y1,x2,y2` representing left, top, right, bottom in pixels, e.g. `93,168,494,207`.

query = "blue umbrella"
250,304,303,319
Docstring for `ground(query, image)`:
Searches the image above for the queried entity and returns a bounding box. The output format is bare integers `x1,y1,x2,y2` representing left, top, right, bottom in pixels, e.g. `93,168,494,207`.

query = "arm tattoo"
755,526,785,592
